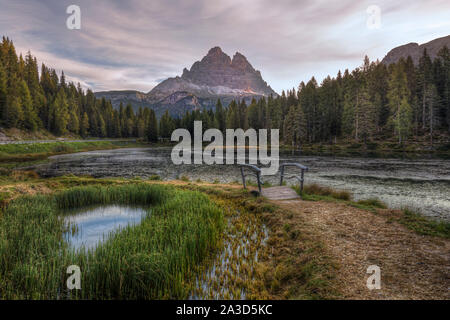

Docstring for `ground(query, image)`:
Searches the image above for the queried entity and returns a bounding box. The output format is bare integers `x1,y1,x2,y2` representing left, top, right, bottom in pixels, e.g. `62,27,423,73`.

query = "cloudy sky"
1,0,449,93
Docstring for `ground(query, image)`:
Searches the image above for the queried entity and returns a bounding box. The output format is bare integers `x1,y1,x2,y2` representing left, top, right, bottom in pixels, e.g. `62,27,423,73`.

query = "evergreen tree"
18,80,38,131
4,96,23,128
0,61,7,124
226,100,240,129
214,99,226,132
358,86,378,143
418,49,433,130
147,109,158,142
437,46,450,133
159,110,175,139
80,112,90,138
51,88,70,135
388,65,412,144
424,84,440,145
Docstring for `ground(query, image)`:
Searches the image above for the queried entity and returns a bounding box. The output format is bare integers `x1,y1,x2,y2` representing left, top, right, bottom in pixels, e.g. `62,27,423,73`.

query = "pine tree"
214,99,226,132
388,65,412,144
238,100,248,129
437,46,450,133
80,112,90,138
283,104,306,148
4,96,23,128
418,49,433,130
358,85,378,143
226,100,240,129
247,98,260,129
424,84,440,146
159,110,175,139
147,109,158,142
99,115,107,138
0,61,7,124
51,89,70,135
68,109,80,134
18,80,38,131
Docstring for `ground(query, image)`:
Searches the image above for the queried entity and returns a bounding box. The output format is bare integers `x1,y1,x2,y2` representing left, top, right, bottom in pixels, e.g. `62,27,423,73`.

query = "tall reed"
0,184,224,299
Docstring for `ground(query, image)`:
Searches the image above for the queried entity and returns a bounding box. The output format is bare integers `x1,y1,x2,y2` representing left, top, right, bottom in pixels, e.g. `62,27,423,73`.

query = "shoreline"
0,177,448,299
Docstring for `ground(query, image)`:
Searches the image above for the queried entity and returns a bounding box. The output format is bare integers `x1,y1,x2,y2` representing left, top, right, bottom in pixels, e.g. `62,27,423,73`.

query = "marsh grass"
295,183,352,201
396,208,450,238
0,184,224,299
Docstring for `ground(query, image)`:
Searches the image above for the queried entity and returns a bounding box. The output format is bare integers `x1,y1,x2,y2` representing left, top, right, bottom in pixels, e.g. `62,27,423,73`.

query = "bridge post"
257,171,262,193
240,167,246,189
279,165,285,186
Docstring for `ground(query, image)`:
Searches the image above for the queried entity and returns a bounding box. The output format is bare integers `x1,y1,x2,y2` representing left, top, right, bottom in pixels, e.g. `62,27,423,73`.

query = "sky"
1,0,449,94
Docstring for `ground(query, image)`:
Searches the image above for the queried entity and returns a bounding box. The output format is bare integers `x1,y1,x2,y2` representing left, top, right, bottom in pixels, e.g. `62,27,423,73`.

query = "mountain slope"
381,35,450,65
95,47,277,118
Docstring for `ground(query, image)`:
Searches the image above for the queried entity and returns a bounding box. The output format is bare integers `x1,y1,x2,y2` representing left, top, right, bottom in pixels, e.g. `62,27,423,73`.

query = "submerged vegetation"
0,184,224,299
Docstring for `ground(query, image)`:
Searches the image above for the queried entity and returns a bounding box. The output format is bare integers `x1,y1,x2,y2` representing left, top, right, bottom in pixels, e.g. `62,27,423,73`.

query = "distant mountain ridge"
381,35,450,65
95,47,277,117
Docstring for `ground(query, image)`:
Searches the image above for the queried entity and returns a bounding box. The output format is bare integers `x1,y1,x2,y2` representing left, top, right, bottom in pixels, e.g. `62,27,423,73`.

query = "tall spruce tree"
18,80,38,131
388,65,412,144
147,109,158,142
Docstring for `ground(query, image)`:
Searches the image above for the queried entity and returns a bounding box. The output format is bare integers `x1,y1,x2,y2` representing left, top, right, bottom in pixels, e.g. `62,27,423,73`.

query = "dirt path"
274,199,450,299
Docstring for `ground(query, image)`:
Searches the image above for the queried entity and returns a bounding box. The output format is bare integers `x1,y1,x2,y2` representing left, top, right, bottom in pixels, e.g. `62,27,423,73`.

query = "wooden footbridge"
239,163,308,200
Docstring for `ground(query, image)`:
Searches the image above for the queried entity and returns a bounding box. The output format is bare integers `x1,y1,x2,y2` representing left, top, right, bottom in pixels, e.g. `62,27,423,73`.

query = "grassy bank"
0,140,145,163
0,176,341,300
295,183,450,239
0,174,448,299
0,184,224,299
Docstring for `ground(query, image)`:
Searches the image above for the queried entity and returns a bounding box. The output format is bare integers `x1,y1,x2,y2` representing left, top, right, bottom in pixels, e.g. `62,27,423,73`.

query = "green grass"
0,140,141,162
396,209,450,238
295,183,351,201
0,184,224,299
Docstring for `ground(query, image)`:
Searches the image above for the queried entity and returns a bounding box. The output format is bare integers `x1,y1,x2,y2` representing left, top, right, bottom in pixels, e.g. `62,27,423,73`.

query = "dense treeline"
1,36,449,146
0,37,158,141
175,50,450,147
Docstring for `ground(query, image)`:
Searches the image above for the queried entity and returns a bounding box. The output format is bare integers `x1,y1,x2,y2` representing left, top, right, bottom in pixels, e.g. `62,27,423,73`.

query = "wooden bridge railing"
240,164,262,193
279,163,309,193
240,162,309,195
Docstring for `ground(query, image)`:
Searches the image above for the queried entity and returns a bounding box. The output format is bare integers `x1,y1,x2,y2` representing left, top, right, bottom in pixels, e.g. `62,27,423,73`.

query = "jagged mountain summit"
95,47,277,117
381,35,450,65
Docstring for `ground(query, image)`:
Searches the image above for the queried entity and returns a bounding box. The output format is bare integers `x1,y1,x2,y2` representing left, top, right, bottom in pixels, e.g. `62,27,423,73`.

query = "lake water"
32,147,450,221
64,205,148,251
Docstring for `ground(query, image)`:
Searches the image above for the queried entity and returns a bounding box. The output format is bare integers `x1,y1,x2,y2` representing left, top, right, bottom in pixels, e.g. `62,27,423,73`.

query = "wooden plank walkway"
261,186,300,200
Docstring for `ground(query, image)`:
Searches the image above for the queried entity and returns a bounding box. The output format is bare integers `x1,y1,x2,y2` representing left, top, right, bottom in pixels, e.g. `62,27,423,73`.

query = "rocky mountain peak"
179,47,275,95
231,52,254,72
95,46,277,118
207,46,224,56
200,46,231,66
382,35,450,65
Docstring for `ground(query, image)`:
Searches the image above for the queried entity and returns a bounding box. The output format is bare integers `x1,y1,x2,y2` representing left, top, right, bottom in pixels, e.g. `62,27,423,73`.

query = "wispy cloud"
0,0,449,93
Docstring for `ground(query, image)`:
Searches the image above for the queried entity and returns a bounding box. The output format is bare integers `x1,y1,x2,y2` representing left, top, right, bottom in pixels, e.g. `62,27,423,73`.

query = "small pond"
64,205,148,251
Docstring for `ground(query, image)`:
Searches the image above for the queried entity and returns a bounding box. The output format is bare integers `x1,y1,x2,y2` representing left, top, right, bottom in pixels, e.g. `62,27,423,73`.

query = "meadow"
0,184,224,299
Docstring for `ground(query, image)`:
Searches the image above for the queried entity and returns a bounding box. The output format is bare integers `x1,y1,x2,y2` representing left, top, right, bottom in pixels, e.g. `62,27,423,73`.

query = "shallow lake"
64,205,148,250
31,147,450,221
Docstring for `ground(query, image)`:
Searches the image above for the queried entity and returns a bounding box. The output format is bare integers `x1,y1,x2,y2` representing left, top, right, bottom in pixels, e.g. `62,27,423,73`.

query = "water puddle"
190,210,269,300
64,205,148,251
